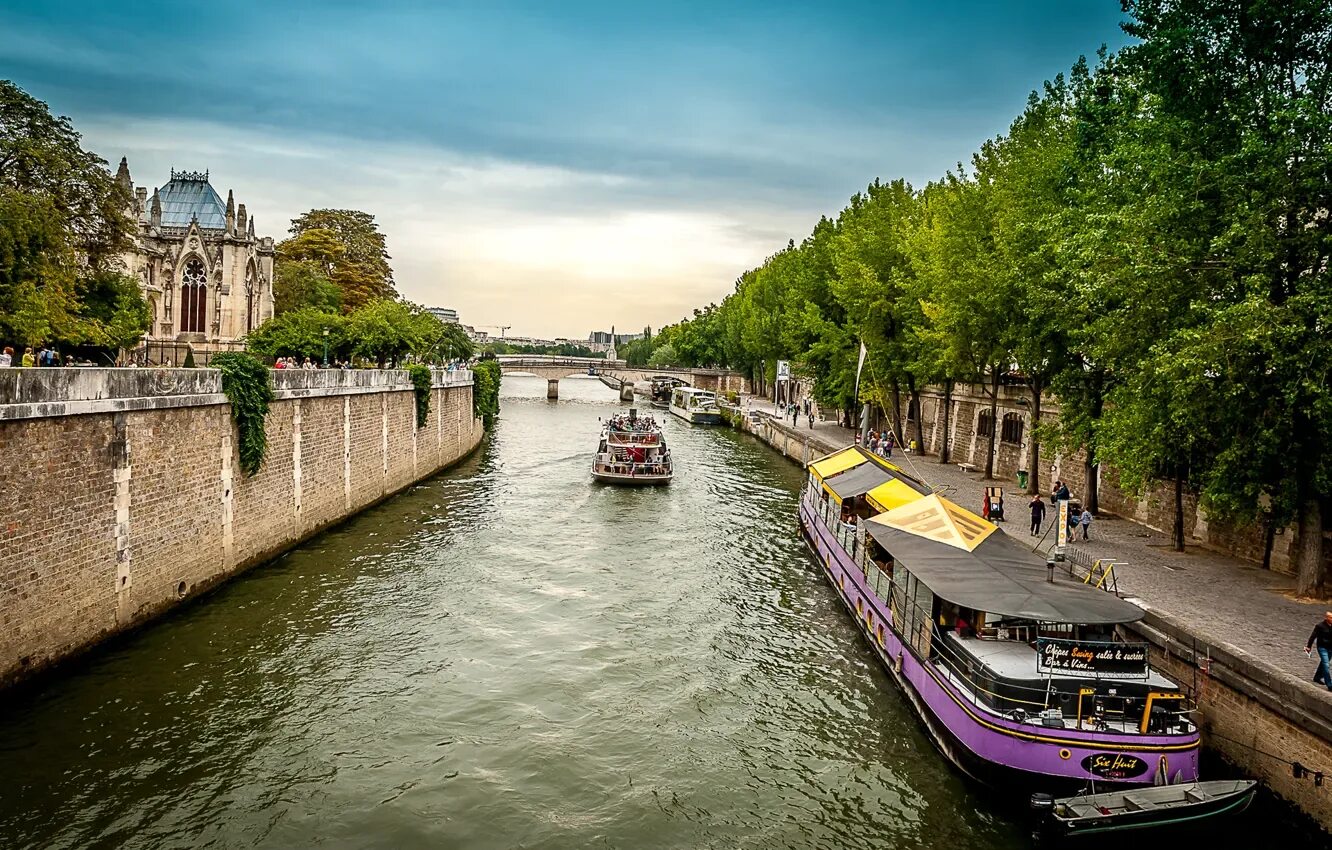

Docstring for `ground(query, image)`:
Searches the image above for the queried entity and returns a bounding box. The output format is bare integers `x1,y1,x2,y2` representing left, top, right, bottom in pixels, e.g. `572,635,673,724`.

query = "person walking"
1079,508,1093,540
1305,612,1332,691
1029,496,1046,536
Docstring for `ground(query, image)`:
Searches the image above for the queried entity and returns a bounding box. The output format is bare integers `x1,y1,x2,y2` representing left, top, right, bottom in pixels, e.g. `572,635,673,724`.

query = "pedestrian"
868,433,879,453
1029,495,1046,536
0,346,12,367
1305,612,1332,691
1055,480,1071,502
884,430,895,457
21,347,35,367
1079,508,1093,540
791,405,799,427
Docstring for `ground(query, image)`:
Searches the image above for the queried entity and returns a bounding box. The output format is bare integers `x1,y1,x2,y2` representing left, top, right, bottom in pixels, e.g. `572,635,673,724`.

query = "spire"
150,189,162,228
247,215,255,238
225,189,236,235
115,157,132,191
236,203,247,235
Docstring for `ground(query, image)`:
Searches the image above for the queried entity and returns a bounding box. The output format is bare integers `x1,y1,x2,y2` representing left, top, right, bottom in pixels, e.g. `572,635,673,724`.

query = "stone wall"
0,367,483,690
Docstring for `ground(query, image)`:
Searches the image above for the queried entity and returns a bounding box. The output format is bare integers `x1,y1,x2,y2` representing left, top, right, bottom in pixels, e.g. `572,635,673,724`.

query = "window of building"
977,410,994,438
180,258,207,333
1001,412,1025,444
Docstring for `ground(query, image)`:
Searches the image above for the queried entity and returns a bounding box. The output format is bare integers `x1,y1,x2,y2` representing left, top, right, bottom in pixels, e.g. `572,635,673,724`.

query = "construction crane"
475,325,512,338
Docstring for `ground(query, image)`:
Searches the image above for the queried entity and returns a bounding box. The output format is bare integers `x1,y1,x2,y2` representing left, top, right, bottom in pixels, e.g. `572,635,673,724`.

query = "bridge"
494,355,750,400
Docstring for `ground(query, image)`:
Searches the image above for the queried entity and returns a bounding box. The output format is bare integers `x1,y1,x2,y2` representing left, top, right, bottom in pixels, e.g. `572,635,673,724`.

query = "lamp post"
322,327,330,368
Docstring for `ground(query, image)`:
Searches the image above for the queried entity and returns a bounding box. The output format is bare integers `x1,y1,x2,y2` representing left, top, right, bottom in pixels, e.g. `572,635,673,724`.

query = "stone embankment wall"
0,367,484,690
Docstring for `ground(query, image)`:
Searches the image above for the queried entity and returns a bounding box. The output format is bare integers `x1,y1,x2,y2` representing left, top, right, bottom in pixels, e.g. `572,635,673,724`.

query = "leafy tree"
647,343,677,367
285,210,395,309
345,299,421,367
273,257,342,315
245,307,348,361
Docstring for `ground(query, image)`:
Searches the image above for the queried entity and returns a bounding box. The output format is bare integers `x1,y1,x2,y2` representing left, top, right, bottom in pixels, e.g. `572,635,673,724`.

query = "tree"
245,307,348,361
345,299,421,367
285,210,395,309
647,343,677,367
273,258,343,315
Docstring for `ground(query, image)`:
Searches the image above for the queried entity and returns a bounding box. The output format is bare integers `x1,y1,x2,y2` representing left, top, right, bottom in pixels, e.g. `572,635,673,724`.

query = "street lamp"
322,327,330,368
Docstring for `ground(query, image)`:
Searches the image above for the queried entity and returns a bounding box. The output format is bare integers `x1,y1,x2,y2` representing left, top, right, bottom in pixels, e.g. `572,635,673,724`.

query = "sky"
1,1,1133,340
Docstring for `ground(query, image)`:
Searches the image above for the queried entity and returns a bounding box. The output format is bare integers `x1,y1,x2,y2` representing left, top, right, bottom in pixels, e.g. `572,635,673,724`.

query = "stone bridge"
494,355,749,399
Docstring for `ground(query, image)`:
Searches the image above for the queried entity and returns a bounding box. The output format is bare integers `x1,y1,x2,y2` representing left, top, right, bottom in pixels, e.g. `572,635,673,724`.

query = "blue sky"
2,1,1132,338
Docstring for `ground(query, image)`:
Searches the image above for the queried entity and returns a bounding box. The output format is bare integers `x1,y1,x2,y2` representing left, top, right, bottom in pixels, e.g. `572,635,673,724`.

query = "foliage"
244,307,347,361
646,343,677,368
407,363,432,428
273,258,342,315
0,84,148,352
653,4,1332,590
211,353,275,477
281,210,395,310
472,359,501,429
344,299,425,367
485,340,604,358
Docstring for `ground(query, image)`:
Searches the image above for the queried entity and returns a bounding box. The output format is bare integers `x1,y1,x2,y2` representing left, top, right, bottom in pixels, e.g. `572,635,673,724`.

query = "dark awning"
824,463,894,500
864,505,1143,625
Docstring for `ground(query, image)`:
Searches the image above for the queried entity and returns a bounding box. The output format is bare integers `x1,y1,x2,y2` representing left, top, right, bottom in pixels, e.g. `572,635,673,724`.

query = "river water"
0,376,1293,849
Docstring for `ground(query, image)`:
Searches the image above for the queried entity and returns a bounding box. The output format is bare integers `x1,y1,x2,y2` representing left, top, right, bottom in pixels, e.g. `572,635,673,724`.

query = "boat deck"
946,633,1176,688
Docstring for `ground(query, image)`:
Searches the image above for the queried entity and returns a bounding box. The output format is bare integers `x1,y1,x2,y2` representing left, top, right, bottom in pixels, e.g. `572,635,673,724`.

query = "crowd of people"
605,413,659,433
0,346,99,367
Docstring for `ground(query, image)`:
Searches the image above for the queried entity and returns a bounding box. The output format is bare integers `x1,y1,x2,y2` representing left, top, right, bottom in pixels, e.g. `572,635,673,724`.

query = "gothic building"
115,159,276,347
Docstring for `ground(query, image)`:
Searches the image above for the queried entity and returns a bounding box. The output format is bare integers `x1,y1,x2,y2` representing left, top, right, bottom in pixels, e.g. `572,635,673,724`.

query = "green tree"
345,299,421,367
285,210,395,309
245,307,348,361
646,343,677,367
273,257,342,315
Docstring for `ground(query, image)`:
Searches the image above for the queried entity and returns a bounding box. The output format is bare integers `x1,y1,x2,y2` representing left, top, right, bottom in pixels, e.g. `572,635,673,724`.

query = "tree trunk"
1028,376,1042,495
895,378,905,447
1085,371,1104,514
1295,498,1325,598
940,379,953,464
1172,467,1185,553
1262,514,1276,571
985,366,999,479
909,380,923,455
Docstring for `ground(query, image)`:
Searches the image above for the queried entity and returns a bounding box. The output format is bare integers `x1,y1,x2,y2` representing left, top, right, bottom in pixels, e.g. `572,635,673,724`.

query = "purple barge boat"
797,447,1200,794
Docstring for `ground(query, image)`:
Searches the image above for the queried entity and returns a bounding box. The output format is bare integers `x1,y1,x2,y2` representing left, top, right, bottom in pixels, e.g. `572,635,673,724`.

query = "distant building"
115,160,276,348
427,306,460,324
589,328,647,346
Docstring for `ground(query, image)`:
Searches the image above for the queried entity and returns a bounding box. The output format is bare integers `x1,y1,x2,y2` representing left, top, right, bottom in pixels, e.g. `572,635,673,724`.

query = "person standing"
884,431,895,457
21,347,35,367
1305,612,1332,691
0,346,12,367
1079,508,1093,540
1029,495,1046,536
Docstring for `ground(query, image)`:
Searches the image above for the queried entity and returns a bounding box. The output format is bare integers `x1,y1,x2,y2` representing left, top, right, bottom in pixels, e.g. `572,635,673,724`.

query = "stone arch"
244,258,258,333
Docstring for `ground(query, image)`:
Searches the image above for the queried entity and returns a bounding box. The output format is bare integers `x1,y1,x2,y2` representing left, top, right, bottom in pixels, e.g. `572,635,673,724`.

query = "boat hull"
668,404,722,425
797,497,1200,795
591,470,671,486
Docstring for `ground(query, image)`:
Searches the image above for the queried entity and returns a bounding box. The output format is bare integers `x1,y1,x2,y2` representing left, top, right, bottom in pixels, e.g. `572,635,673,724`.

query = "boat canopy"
808,447,864,480
865,477,930,512
863,495,1144,625
809,447,934,506
824,463,893,500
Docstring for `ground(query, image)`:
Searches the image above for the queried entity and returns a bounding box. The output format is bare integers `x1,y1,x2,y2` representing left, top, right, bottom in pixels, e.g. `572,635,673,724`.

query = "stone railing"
0,367,472,421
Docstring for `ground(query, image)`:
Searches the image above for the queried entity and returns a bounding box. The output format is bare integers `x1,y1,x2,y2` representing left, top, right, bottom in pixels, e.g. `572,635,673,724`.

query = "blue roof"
155,170,226,229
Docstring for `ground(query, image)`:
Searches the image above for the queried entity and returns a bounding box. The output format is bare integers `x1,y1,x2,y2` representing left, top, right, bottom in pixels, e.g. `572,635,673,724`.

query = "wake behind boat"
591,409,672,486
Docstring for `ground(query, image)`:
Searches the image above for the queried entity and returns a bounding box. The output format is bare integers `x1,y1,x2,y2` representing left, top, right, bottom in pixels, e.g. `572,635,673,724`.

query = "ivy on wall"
408,364,432,428
211,353,275,476
472,360,501,429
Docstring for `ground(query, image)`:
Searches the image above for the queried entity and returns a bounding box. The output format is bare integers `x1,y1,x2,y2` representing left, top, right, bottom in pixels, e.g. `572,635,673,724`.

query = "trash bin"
1017,469,1029,490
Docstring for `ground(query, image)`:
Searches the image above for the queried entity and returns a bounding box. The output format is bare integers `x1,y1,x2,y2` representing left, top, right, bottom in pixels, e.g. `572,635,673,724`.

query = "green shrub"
472,360,501,429
211,353,275,476
407,363,432,428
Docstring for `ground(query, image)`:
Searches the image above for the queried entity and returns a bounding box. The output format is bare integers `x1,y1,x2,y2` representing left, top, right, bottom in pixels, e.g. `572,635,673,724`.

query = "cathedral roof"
154,169,227,230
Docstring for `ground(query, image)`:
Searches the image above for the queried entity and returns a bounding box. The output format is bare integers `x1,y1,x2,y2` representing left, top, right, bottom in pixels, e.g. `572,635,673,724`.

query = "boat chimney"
628,407,637,422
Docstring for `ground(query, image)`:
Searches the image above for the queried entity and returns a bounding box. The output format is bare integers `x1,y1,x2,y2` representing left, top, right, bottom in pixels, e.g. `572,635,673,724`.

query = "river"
0,375,1292,849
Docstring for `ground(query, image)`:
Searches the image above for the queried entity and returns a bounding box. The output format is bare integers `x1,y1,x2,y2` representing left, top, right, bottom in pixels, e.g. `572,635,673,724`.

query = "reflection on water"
0,375,1027,849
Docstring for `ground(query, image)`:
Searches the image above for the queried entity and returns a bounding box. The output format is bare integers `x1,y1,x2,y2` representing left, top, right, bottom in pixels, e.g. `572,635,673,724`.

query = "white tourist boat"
591,410,673,486
669,387,723,425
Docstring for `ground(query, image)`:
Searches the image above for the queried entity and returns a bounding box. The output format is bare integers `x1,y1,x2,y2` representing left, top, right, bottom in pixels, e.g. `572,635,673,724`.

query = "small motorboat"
1032,779,1257,842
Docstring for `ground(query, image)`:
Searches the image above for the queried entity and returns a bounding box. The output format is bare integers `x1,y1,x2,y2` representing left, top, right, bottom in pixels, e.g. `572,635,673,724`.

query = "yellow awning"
808,447,867,481
864,478,928,513
866,493,997,552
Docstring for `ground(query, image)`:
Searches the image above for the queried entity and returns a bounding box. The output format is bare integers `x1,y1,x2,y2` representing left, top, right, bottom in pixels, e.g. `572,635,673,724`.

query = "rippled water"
0,375,1032,849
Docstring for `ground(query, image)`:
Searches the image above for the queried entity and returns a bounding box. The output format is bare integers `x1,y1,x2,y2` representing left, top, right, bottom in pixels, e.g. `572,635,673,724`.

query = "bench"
957,463,977,473
1120,793,1157,812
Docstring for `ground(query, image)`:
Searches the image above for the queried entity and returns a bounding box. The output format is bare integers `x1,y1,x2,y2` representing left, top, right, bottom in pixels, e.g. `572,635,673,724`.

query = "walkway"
737,398,1332,697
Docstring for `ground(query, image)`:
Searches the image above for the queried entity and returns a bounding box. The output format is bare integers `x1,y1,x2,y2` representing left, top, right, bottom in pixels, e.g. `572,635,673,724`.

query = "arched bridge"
494,355,749,400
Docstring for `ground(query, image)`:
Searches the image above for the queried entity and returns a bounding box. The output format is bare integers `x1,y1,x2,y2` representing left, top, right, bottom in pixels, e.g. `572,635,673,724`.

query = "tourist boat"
1031,778,1257,841
591,409,672,485
669,386,722,425
649,375,685,409
797,446,1201,794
